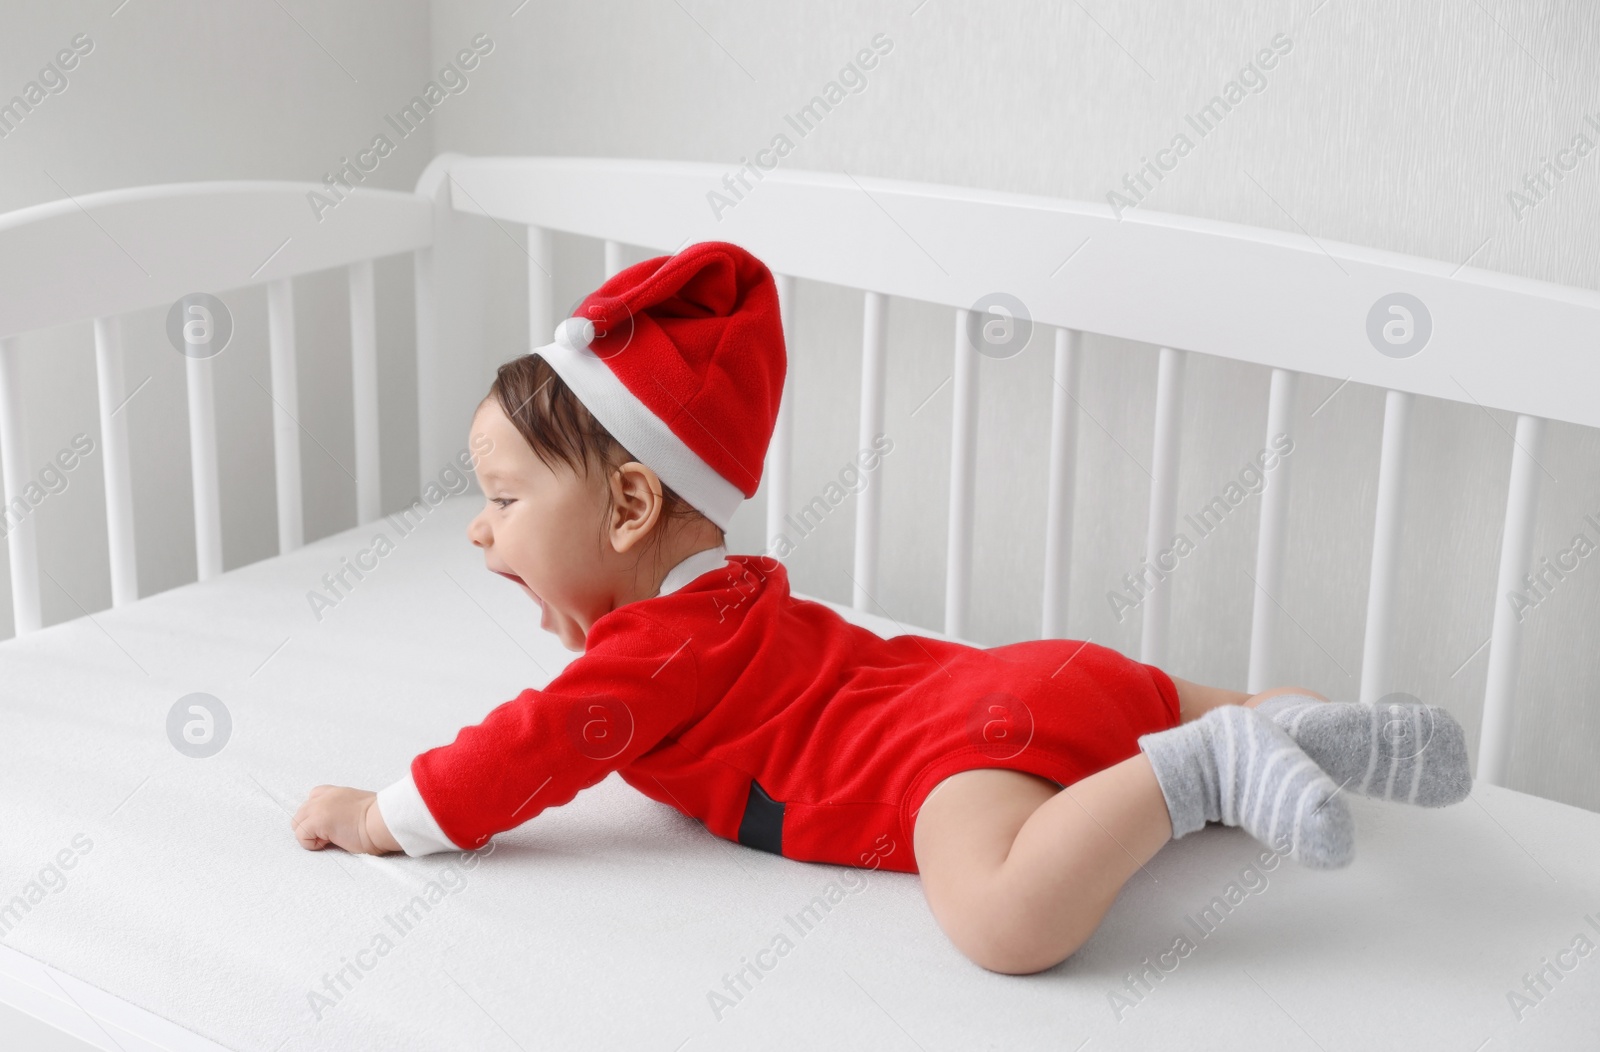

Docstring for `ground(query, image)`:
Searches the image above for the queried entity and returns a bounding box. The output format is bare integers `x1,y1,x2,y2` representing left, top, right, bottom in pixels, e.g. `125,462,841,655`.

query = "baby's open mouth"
488,567,546,614
493,568,546,605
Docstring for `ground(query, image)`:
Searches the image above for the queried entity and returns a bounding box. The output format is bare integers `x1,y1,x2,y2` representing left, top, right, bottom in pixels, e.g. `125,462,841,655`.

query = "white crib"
1,155,1597,1051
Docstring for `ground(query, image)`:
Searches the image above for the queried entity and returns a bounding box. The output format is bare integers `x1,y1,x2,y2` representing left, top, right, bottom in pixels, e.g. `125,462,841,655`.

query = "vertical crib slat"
185,353,223,581
348,260,381,525
1040,327,1082,639
1139,347,1187,665
604,240,626,279
1359,389,1413,702
267,278,304,554
1478,413,1546,786
0,335,42,633
528,225,554,344
945,308,979,639
413,245,439,489
852,291,888,612
765,274,797,557
94,316,138,606
1247,368,1299,692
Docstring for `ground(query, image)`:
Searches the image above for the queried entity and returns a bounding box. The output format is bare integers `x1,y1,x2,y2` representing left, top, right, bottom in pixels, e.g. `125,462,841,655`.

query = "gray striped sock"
1138,705,1354,869
1253,694,1473,807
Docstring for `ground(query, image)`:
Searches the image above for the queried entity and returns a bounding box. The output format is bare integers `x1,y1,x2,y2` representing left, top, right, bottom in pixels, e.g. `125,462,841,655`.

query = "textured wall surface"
2,1,1596,810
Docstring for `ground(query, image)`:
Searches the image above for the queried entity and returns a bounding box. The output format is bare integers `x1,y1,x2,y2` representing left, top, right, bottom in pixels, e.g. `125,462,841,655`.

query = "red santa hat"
531,241,786,531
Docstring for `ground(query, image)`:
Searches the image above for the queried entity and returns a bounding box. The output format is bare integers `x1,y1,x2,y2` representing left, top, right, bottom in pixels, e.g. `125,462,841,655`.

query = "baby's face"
465,399,614,652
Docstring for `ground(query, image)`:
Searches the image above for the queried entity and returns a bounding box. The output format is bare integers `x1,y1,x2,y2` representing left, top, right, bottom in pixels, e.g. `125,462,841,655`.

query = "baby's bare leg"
915,674,1350,972
913,758,1170,975
914,680,1334,975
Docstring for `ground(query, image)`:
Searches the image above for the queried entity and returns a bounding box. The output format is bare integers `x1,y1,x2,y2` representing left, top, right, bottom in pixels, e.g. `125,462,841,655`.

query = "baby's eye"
492,497,515,509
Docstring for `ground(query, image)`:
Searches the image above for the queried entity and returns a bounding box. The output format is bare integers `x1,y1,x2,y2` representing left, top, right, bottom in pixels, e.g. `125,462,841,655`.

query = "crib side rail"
0,181,433,632
432,156,1600,431
418,155,1600,791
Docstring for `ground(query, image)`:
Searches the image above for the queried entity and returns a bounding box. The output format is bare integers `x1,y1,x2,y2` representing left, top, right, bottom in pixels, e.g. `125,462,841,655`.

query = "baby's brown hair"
482,354,727,555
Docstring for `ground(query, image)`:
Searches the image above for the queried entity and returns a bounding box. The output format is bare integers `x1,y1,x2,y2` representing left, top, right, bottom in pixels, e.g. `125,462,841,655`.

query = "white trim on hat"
532,318,745,531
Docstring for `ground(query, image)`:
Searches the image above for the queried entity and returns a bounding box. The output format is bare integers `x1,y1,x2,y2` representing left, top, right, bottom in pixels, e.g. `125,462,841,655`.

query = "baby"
292,241,1473,975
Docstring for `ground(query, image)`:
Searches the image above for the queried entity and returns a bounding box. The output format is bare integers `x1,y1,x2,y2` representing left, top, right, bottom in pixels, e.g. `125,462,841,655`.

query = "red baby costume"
378,548,1180,874
374,240,1179,874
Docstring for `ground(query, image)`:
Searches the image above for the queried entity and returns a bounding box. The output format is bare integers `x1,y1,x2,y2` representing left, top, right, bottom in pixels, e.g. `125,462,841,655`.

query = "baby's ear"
607,461,665,554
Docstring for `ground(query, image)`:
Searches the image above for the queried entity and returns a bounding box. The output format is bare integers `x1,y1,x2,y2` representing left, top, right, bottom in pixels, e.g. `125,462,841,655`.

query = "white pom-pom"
553,316,596,350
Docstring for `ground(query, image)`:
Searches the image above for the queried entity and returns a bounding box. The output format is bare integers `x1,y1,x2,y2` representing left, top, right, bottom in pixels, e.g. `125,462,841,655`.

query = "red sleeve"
409,610,699,850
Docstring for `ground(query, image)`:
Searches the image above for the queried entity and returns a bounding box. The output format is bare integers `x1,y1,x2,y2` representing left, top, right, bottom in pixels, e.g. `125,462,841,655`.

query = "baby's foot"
1253,694,1472,807
1138,705,1354,869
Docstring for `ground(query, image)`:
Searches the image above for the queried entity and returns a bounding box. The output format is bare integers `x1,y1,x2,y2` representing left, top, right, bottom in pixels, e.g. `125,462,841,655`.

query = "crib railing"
0,181,432,628
4,157,1598,797
418,154,1600,791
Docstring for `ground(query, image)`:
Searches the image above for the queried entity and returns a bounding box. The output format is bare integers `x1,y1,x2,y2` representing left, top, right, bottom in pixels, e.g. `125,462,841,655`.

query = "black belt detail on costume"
737,778,784,855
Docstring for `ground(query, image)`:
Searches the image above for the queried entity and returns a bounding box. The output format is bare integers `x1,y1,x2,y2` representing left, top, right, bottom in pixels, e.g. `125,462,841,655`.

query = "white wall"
2,0,1596,811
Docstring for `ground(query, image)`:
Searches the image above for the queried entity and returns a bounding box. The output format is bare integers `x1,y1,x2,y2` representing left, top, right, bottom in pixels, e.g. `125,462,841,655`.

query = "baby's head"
466,241,787,651
467,353,726,652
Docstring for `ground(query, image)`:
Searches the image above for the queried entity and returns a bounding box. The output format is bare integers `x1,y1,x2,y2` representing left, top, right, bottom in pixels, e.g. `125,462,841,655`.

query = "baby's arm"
293,610,697,859
292,784,403,855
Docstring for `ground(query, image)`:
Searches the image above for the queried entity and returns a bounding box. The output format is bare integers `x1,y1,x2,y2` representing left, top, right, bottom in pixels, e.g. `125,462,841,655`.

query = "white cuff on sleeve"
376,773,459,856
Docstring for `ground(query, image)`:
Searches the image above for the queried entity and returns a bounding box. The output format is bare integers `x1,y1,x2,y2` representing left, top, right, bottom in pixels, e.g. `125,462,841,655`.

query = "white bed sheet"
1,493,1597,1051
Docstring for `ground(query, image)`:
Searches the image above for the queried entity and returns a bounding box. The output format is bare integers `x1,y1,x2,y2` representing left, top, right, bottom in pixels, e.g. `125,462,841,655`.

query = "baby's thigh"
913,768,1059,957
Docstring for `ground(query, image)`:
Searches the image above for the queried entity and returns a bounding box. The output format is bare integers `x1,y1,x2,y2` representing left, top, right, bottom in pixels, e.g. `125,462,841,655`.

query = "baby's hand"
293,785,402,855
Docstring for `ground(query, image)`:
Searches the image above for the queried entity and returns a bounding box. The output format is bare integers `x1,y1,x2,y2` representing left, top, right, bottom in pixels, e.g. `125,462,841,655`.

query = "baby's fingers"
291,803,330,850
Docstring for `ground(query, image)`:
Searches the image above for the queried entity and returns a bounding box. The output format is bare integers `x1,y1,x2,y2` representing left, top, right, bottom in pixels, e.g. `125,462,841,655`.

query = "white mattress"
2,494,1597,1051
